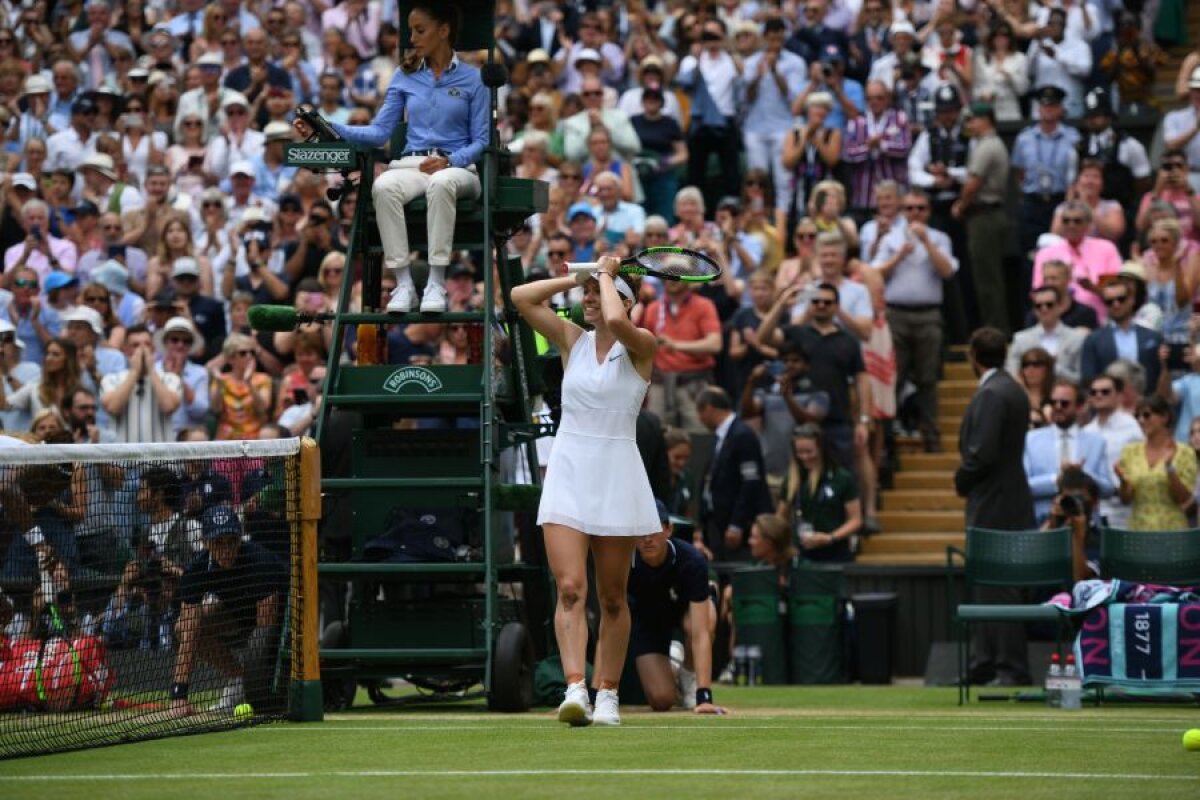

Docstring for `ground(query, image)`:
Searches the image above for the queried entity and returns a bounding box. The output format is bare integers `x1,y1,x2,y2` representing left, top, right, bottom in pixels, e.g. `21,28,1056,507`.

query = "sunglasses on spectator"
795,231,818,240
1050,399,1074,409
1104,294,1129,305
1033,301,1056,310
547,249,570,257
165,336,192,345
1136,410,1156,420
226,108,247,116
645,231,668,238
1149,237,1173,245
1089,387,1113,397
560,173,581,180
744,180,765,188
322,267,344,275
581,90,603,98
310,215,331,225
14,278,37,288
203,201,223,208
810,298,835,306
183,120,203,128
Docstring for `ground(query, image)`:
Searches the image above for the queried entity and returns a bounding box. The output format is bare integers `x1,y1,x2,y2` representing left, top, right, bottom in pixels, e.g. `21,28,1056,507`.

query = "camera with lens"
1058,493,1086,517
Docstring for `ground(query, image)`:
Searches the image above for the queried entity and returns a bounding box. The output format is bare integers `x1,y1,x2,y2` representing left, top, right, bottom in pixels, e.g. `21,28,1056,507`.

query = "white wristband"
24,525,44,548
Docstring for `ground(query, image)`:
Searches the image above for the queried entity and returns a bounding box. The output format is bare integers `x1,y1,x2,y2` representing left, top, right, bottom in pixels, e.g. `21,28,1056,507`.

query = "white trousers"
372,156,480,289
742,129,793,212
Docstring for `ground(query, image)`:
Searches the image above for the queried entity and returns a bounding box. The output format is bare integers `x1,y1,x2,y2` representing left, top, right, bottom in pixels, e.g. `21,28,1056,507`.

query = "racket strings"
638,248,720,278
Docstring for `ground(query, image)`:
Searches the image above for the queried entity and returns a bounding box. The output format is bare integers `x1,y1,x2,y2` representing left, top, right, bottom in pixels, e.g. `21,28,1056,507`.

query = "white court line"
280,724,1183,735
0,769,1196,783
325,711,1200,724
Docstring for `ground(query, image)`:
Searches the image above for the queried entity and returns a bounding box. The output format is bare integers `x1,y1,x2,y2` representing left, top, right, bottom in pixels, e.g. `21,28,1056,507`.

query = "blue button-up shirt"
330,55,488,169
1112,323,1138,364
1011,123,1080,196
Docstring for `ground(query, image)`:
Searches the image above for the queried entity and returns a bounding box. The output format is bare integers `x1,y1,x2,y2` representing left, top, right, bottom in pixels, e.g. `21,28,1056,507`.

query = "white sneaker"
592,688,620,726
677,666,697,710
209,678,245,712
419,284,447,313
557,681,592,727
386,284,416,313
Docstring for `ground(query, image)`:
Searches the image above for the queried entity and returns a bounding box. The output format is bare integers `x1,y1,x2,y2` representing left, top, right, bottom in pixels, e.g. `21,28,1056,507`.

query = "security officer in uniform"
1076,88,1152,250
1011,85,1079,286
909,84,972,341
952,101,1012,334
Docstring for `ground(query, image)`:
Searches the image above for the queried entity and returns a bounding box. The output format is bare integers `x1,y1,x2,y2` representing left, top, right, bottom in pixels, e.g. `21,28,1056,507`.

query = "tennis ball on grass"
234,703,254,721
1184,729,1200,751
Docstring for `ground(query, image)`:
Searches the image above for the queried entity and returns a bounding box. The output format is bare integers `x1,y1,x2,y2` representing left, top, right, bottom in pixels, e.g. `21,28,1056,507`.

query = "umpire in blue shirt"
299,3,488,315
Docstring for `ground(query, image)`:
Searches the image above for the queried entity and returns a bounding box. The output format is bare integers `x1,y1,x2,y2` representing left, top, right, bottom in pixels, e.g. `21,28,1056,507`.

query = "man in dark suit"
954,327,1036,686
696,387,772,563
1079,278,1163,391
514,1,579,59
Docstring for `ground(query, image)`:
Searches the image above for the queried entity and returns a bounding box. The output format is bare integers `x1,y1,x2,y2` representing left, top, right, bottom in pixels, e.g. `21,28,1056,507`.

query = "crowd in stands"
0,0,1198,592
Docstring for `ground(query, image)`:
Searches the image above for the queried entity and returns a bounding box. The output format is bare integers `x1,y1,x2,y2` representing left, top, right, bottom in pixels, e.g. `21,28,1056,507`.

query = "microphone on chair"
248,305,335,332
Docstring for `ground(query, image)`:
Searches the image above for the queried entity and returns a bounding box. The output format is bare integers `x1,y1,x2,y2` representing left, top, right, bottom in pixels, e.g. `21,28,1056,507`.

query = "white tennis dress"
537,330,660,537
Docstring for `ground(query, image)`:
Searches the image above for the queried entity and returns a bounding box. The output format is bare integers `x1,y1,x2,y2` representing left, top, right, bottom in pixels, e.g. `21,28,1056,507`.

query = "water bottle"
733,645,748,686
1061,654,1082,710
1045,653,1062,708
747,645,763,686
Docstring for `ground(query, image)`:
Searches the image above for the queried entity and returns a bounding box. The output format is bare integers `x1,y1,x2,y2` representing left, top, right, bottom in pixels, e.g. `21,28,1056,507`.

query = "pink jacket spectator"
1032,236,1123,323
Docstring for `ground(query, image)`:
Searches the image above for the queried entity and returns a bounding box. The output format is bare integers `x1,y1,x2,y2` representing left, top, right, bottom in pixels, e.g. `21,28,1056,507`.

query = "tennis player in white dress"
512,255,659,727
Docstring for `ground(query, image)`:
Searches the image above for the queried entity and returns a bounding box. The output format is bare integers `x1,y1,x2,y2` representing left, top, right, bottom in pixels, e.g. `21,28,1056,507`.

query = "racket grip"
566,262,600,275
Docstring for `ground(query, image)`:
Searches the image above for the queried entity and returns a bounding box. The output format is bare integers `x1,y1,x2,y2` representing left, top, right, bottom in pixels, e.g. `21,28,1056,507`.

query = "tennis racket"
567,247,722,283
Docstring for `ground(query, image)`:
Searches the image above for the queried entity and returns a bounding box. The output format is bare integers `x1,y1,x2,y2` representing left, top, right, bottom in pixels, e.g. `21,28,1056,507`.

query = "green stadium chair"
946,526,1073,704
1099,527,1200,586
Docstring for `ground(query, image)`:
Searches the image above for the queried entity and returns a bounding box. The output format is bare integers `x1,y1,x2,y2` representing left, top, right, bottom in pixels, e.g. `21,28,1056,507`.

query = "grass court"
1,686,1198,799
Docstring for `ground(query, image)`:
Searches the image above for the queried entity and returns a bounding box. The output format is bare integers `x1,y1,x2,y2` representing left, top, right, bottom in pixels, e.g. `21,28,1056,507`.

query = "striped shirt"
100,367,182,443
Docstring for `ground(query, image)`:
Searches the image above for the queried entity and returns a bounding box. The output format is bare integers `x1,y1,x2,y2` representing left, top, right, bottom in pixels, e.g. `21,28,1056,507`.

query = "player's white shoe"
209,678,245,712
592,688,621,726
557,681,592,727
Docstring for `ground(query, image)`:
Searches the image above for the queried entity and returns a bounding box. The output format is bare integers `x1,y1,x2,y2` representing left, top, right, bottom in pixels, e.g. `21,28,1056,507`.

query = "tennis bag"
362,507,473,563
0,634,113,711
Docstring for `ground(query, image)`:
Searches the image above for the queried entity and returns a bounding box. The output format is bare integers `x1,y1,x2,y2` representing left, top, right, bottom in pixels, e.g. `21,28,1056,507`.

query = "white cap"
0,318,22,349
62,305,105,336
197,51,224,67
1190,65,1200,90
154,315,205,357
22,75,51,96
890,20,916,37
11,173,36,191
171,256,201,278
264,120,294,142
230,160,255,178
79,152,117,181
527,48,550,65
574,48,602,64
221,91,249,109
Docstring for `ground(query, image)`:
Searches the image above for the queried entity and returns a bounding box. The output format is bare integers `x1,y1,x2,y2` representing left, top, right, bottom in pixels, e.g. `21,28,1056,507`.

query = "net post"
290,436,324,721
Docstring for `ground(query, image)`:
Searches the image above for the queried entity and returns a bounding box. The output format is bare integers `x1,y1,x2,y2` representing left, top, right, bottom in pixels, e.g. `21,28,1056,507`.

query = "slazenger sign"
383,367,444,394
284,143,354,168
